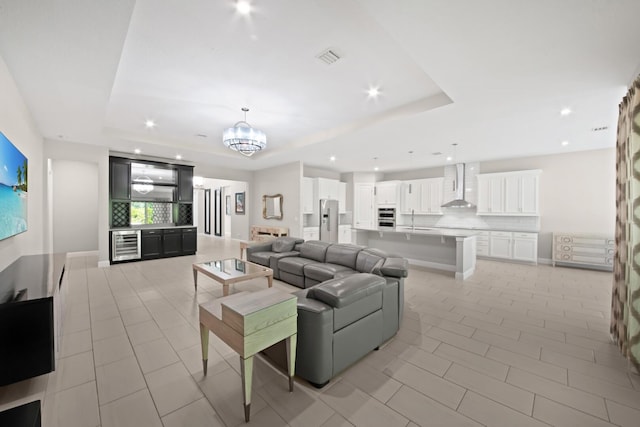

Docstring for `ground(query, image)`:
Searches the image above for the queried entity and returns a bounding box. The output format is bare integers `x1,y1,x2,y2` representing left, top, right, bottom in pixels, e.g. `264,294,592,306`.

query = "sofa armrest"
380,257,409,278
294,290,334,385
307,273,385,308
245,242,274,256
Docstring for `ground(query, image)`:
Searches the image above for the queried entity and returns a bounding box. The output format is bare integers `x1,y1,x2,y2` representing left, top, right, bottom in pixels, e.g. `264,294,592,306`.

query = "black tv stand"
0,254,66,386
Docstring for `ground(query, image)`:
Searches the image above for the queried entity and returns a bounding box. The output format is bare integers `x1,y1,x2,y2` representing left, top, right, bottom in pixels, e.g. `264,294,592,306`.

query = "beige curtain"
611,76,640,372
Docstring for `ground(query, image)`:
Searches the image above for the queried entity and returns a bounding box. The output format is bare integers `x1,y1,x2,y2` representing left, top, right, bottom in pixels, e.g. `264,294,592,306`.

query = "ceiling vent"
591,126,609,132
316,49,341,65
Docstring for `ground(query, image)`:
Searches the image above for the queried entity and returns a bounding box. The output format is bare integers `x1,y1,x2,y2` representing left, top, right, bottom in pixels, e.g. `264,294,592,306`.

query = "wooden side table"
199,288,297,422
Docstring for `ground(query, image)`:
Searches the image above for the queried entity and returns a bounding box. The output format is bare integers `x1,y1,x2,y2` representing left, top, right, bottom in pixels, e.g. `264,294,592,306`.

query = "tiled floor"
1,235,639,427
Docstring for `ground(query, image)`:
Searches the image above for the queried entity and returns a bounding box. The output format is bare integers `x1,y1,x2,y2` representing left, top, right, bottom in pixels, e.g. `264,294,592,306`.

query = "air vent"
591,126,609,132
316,49,341,65
432,152,442,156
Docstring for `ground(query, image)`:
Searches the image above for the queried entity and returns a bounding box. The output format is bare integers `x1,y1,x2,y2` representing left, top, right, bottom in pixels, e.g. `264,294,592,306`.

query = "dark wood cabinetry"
177,166,194,202
162,228,182,256
182,227,197,254
110,158,131,200
139,228,196,260
141,230,162,260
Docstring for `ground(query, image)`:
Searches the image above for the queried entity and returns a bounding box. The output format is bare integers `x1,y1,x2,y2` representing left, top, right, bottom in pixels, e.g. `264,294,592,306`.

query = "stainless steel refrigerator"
319,199,339,243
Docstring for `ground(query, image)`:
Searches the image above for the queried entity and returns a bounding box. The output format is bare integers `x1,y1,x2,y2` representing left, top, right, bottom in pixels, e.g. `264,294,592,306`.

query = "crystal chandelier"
222,107,267,157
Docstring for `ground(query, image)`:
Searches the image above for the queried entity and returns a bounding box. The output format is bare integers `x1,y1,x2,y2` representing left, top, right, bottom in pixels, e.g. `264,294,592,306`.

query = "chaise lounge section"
250,238,409,387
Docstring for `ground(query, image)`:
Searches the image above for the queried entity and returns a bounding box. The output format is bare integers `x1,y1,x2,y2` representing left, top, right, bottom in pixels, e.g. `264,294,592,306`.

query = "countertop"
110,224,196,231
353,226,478,238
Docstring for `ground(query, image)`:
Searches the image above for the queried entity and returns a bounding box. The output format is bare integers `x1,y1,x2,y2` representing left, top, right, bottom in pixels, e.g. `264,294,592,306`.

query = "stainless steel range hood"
441,163,476,209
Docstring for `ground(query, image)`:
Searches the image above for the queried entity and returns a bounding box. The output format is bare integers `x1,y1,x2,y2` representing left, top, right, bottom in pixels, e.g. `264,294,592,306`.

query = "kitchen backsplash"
397,208,540,232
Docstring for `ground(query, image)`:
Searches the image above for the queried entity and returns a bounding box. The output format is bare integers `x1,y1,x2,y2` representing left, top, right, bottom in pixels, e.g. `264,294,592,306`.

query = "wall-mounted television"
0,131,28,241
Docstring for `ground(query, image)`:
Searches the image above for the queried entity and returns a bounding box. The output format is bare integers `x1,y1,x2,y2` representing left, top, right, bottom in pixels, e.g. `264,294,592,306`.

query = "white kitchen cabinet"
354,183,375,229
302,177,315,214
489,231,513,259
477,170,540,216
375,181,400,206
399,178,443,214
484,230,538,263
317,178,340,200
400,180,421,214
338,182,347,213
303,227,319,241
476,230,490,256
420,178,444,214
338,225,351,243
512,232,538,262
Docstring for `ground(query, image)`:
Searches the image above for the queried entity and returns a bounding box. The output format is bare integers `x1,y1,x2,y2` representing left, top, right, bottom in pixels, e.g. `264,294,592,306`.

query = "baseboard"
98,260,110,268
538,257,553,265
67,250,99,258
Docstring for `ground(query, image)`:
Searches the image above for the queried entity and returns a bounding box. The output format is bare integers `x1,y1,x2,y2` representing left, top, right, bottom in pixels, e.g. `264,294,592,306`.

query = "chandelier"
222,107,267,157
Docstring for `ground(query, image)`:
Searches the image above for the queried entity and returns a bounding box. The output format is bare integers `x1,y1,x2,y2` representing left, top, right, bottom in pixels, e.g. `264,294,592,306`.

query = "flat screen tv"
0,131,28,241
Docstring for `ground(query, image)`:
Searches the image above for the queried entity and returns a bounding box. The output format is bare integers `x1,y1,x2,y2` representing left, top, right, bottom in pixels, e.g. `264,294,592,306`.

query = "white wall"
51,160,98,253
252,161,303,238
45,139,110,264
0,55,45,271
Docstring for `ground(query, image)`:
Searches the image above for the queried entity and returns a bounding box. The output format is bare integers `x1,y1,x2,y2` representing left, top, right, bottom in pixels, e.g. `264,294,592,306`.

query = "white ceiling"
0,0,639,173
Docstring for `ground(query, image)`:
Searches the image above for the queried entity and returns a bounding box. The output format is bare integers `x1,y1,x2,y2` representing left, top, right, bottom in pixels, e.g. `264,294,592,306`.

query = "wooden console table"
199,288,297,422
250,225,288,241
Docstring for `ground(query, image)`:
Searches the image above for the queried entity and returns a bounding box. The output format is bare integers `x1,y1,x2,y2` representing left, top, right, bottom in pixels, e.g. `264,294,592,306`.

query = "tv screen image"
0,131,28,241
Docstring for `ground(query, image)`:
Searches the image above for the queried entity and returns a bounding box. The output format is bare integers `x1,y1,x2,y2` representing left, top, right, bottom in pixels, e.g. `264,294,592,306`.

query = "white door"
355,183,375,229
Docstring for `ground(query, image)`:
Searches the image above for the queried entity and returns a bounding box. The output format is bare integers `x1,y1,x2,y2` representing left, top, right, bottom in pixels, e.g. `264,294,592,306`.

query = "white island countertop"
353,226,477,279
353,226,478,238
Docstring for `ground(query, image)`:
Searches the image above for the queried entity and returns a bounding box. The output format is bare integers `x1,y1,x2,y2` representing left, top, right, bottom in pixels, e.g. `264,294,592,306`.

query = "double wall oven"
377,207,396,228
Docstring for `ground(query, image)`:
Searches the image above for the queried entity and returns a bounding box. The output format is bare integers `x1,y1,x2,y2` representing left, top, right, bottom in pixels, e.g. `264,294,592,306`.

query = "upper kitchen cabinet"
316,177,340,200
399,178,444,214
110,157,131,200
177,166,194,202
302,177,315,214
354,183,375,229
338,182,347,213
477,170,541,216
375,181,400,206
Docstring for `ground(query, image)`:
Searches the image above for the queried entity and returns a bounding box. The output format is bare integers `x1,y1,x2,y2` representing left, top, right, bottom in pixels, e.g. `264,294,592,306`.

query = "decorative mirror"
262,194,283,220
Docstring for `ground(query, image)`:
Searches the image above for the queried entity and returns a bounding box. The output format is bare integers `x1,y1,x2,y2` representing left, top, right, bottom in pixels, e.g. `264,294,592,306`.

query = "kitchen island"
353,226,477,279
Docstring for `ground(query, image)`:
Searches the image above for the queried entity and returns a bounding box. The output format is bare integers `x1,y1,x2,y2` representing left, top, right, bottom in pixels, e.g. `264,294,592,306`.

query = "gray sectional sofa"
247,238,409,387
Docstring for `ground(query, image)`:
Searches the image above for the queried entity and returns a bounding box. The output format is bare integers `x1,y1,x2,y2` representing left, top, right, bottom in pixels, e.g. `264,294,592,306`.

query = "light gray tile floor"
1,235,638,426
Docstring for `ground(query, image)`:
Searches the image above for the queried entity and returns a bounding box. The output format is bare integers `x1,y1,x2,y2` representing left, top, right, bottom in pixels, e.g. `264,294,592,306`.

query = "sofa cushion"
249,251,274,267
272,237,304,253
307,273,385,308
325,244,364,269
298,240,332,262
278,257,317,276
303,263,353,283
355,249,386,274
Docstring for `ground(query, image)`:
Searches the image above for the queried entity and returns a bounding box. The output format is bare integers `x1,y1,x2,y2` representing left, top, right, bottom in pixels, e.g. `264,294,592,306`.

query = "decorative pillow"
272,237,298,253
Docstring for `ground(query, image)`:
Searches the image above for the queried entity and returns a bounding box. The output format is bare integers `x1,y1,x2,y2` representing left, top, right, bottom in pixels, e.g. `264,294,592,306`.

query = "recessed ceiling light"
176,154,182,160
330,156,336,162
236,0,251,15
145,119,156,128
374,166,379,171
560,107,572,116
446,156,453,161
561,140,569,146
134,148,141,154
367,87,380,98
